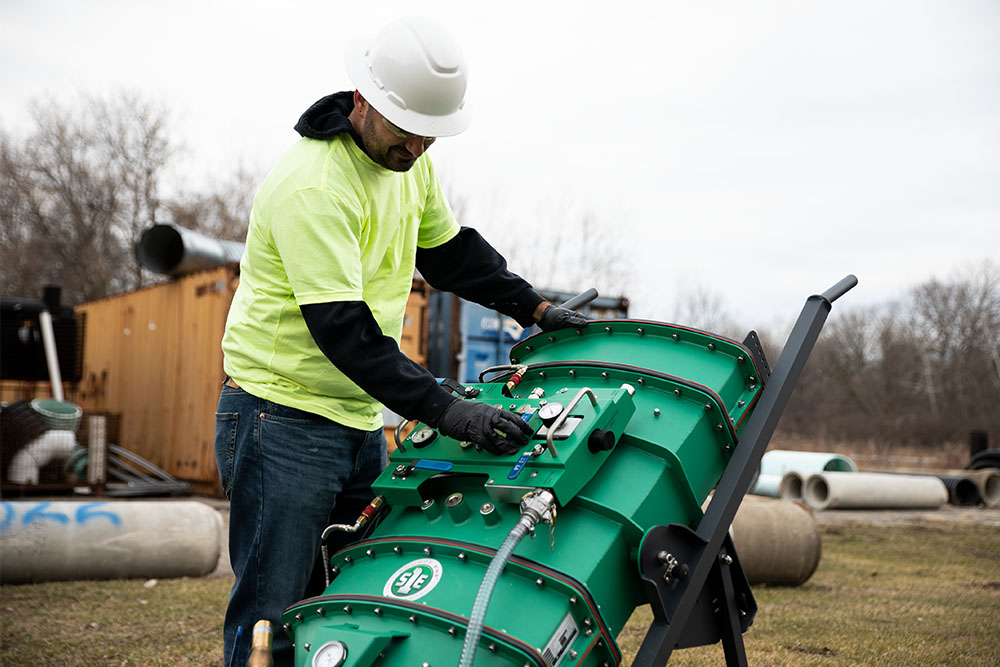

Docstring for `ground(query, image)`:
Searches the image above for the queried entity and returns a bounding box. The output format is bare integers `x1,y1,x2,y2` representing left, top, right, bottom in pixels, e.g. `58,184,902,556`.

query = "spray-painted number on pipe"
0,502,121,532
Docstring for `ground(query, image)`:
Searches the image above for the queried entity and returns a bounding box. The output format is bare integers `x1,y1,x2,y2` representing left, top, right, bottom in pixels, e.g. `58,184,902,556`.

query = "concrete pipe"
760,449,858,477
731,495,821,586
0,500,222,583
803,471,948,511
966,468,1000,508
779,471,806,501
750,473,782,497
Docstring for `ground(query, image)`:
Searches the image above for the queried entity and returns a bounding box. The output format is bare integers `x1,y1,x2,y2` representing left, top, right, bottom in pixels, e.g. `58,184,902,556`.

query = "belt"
225,377,241,389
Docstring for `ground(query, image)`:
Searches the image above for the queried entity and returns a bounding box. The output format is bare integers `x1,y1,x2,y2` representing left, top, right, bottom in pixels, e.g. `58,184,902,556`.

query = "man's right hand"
436,400,533,455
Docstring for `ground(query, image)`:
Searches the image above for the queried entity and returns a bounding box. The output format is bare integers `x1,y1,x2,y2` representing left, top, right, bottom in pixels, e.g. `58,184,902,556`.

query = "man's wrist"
532,301,552,323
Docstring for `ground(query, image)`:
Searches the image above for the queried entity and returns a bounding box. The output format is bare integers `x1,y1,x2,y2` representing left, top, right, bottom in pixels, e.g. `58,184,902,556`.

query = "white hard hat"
345,16,472,138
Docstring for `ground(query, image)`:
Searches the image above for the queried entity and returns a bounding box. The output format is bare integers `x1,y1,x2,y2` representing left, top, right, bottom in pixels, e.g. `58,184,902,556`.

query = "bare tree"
165,161,261,242
0,91,176,303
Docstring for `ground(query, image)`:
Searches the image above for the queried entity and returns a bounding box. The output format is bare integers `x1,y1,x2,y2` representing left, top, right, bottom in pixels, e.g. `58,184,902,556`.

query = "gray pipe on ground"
0,501,222,583
966,468,1000,507
731,495,821,586
803,471,948,511
779,471,806,501
135,223,244,276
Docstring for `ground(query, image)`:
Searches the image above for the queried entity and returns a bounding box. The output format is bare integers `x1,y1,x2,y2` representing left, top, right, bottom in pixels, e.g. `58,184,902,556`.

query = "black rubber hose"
968,449,1000,470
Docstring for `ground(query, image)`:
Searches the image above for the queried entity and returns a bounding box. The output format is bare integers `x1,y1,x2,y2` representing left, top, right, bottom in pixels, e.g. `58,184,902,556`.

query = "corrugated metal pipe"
135,223,244,276
803,471,948,510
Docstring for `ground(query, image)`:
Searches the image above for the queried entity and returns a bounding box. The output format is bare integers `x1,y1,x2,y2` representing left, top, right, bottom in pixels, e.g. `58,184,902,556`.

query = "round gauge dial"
410,426,438,448
312,640,348,667
537,401,564,426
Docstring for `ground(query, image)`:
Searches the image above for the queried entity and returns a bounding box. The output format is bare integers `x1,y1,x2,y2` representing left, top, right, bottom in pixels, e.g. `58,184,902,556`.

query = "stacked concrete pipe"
751,449,858,499
0,500,223,583
802,472,948,511
966,468,1000,507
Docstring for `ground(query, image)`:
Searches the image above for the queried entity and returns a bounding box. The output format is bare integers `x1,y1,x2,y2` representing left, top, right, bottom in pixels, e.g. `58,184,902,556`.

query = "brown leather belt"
225,377,241,389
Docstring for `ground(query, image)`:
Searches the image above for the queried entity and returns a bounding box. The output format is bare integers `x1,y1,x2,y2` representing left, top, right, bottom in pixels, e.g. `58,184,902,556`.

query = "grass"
2,522,998,665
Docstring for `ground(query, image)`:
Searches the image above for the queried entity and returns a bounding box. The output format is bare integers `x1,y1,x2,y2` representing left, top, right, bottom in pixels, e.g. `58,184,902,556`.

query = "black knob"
587,429,616,453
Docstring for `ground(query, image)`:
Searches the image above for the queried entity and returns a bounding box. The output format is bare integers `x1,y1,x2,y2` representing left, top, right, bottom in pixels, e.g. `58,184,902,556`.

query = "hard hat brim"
345,35,472,138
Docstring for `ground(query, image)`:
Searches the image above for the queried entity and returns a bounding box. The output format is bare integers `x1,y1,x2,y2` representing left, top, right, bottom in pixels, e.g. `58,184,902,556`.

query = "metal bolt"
343,555,353,564
721,554,733,565
707,343,715,350
569,649,578,659
653,408,661,417
569,596,578,605
705,403,712,411
394,464,408,475
409,615,418,624
575,328,583,335
637,327,644,335
584,618,592,627
716,423,724,431
489,643,497,652
525,345,533,351
585,628,593,637
393,545,402,555
674,388,681,396
539,371,546,378
738,400,745,407
448,626,457,636
601,371,608,379
373,607,382,616
295,613,303,622
749,376,757,383
458,552,467,562
548,335,555,342
343,605,352,614
672,333,680,341
304,642,313,651
283,623,292,634
536,578,544,586
568,369,575,377
316,607,325,616
330,566,340,576
637,377,644,385
530,471,538,478
366,549,375,559
424,546,432,556
509,403,516,410
738,355,745,363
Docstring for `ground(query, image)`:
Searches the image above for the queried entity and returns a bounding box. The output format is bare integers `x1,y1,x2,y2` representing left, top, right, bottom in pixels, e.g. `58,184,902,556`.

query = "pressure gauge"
537,401,564,427
410,426,438,448
312,640,348,667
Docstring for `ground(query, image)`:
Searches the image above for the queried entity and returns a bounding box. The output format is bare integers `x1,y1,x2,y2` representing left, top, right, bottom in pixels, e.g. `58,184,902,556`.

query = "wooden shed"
2,266,430,496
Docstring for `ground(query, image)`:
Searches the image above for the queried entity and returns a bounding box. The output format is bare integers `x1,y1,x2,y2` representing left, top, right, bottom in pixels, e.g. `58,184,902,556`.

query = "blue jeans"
214,381,387,667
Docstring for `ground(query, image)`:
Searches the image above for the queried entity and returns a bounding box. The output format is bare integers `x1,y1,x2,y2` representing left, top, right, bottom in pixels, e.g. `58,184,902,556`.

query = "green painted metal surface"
283,320,763,666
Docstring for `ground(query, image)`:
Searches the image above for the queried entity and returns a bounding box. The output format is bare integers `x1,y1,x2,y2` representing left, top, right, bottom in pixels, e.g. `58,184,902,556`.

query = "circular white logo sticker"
383,558,443,601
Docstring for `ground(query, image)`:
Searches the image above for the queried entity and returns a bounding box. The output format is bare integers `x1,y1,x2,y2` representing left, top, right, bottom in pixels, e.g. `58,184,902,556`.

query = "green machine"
282,277,857,667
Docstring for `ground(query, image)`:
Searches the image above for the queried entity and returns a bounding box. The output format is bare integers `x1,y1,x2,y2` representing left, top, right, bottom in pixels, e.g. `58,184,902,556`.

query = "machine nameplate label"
383,558,443,601
542,612,579,666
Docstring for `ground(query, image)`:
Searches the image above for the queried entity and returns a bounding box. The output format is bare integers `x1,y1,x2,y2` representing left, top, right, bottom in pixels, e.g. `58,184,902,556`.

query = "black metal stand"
632,275,857,666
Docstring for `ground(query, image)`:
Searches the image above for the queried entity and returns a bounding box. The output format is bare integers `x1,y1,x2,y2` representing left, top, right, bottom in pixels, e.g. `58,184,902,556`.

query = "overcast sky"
2,0,998,330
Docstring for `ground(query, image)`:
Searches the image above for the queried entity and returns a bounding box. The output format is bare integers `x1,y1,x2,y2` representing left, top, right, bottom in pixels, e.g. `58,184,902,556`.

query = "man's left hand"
538,305,588,331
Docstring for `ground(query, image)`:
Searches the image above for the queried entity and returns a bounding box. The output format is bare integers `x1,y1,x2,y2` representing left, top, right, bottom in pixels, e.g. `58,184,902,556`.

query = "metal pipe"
37,310,64,401
135,223,244,276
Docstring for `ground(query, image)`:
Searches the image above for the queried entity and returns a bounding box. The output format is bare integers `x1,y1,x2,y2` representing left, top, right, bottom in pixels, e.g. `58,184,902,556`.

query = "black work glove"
436,400,533,455
538,305,589,331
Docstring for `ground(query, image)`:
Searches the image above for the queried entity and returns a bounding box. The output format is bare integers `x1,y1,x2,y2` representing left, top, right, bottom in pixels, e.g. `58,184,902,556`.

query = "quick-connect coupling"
519,489,556,525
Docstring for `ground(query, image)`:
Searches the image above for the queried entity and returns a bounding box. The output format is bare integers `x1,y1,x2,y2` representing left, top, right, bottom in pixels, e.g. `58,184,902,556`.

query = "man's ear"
353,90,367,111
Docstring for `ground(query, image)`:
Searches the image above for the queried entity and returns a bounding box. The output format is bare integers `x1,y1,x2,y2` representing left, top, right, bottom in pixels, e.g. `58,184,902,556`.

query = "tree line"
776,261,1000,450
1,91,255,305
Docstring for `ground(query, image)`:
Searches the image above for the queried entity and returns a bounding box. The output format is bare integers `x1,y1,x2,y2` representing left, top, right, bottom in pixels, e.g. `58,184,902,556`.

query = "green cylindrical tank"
283,321,765,666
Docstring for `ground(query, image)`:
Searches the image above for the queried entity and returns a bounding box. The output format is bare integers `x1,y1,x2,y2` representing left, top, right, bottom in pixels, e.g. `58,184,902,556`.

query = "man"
214,16,587,667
